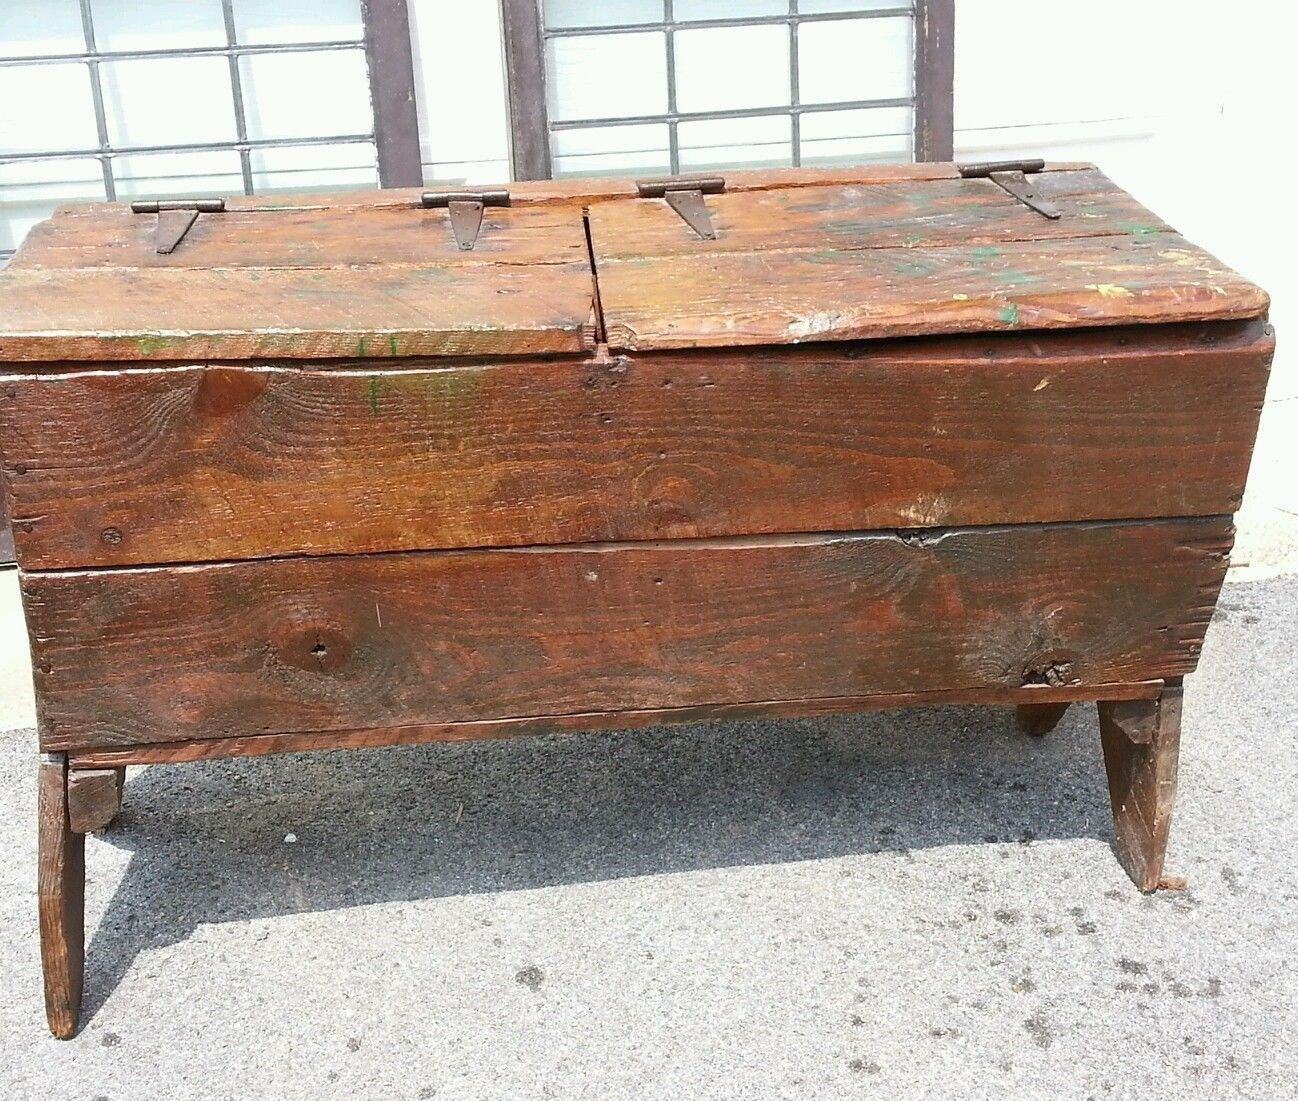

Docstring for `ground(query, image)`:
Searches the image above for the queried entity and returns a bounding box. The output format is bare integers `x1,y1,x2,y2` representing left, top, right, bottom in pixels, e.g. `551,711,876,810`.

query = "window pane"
0,64,98,154
100,56,237,147
2,0,85,59
678,114,791,172
799,105,912,164
231,0,363,46
91,0,226,53
112,149,245,199
552,123,669,177
800,1,914,12
238,49,371,141
673,0,785,19
0,158,105,255
543,1,663,30
674,25,789,113
797,16,912,104
249,141,377,192
547,33,667,122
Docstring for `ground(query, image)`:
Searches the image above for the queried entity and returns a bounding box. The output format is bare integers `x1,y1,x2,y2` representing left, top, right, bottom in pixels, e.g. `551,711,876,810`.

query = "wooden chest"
0,161,1272,1037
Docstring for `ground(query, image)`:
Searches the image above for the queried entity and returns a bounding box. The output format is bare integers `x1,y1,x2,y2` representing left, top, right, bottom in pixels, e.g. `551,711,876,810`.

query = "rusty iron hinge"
421,189,510,250
130,198,225,253
957,159,1061,220
636,175,725,239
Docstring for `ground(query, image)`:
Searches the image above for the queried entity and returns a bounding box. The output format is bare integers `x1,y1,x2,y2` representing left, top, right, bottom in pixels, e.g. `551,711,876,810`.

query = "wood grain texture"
10,202,590,270
595,231,1270,351
68,681,1165,769
0,321,1271,570
37,753,84,1039
1098,681,1183,891
66,767,124,833
0,262,597,362
588,169,1169,260
25,518,1230,752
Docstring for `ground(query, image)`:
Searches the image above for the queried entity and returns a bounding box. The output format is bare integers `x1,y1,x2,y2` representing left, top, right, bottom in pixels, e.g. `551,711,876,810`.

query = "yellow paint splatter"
1033,377,1050,391
1086,283,1135,298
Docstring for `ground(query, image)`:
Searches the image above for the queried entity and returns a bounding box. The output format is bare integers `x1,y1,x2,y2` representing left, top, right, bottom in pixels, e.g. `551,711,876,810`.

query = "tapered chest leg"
1097,681,1183,892
1016,701,1070,736
37,753,85,1039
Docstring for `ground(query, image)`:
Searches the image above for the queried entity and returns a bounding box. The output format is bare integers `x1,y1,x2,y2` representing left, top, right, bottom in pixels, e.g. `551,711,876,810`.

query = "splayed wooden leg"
38,753,85,1039
1016,701,1070,736
1097,681,1182,892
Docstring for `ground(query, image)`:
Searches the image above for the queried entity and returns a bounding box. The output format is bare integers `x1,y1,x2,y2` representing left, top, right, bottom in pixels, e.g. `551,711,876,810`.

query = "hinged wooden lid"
588,164,1269,350
0,163,1269,363
0,192,598,362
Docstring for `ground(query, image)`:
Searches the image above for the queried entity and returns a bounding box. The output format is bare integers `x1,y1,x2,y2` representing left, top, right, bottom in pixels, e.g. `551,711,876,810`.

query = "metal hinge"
130,198,225,253
636,175,725,239
957,159,1061,220
421,189,510,250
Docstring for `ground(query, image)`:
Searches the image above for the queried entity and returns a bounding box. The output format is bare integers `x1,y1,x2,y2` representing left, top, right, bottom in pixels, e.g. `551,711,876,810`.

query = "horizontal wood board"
0,201,597,361
588,168,1269,350
0,321,1272,570
68,679,1166,768
26,518,1231,751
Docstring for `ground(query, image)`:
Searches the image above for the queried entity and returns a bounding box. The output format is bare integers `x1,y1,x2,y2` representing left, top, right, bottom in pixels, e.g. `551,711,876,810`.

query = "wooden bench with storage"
0,160,1272,1037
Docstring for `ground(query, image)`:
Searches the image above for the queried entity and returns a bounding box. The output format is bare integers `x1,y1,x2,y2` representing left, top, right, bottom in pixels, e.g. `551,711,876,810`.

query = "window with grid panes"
0,0,382,265
540,1,917,178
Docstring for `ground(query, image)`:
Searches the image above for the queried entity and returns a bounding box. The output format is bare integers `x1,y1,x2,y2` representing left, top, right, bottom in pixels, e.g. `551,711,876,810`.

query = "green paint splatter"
358,337,367,357
903,233,924,248
1000,271,1036,285
388,335,398,356
1120,222,1161,236
999,303,1021,326
135,336,167,355
973,245,1002,260
802,248,844,264
368,375,380,415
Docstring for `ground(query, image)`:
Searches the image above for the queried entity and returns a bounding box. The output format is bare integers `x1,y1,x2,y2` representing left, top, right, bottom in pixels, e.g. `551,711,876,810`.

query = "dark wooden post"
1098,681,1183,892
914,0,955,162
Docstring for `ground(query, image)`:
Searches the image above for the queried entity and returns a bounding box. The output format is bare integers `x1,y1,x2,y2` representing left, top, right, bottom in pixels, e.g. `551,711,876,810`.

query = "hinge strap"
421,189,511,250
957,160,1061,220
636,175,725,240
130,198,226,254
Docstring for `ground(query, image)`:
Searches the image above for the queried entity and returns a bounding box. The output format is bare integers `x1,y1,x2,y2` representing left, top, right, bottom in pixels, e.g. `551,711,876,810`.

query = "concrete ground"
0,566,1295,1099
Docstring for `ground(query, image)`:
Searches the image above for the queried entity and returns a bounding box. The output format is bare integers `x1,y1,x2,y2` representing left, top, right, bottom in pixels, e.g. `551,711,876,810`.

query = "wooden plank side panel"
0,322,1272,570
0,262,597,362
70,680,1167,769
597,232,1270,351
26,518,1231,751
589,169,1170,261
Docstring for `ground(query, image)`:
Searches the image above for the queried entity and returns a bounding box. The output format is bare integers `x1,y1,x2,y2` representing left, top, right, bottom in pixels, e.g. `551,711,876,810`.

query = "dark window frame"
500,0,954,180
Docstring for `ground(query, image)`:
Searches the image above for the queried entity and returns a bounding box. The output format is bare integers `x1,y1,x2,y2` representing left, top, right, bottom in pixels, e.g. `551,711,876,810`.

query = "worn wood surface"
594,230,1270,351
1016,701,1071,736
37,753,84,1039
1098,681,1183,891
11,202,590,270
67,681,1164,769
25,518,1229,752
0,262,597,363
36,162,1058,220
66,767,124,833
589,170,1170,260
0,321,1270,570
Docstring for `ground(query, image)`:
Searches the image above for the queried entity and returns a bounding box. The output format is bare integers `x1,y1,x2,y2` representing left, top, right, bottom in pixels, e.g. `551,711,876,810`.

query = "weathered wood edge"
67,681,1164,769
37,163,1098,221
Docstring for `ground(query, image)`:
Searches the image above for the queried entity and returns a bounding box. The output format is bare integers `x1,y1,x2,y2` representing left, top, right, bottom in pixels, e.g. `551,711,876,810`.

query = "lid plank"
0,201,595,362
590,166,1269,350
